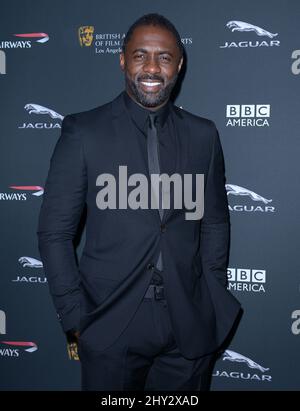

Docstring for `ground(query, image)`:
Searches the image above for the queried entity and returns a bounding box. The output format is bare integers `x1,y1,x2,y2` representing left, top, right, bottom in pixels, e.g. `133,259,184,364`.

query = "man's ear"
120,52,125,71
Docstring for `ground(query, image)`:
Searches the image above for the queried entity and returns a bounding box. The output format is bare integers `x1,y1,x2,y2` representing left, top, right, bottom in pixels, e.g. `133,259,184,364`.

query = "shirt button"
160,223,167,233
147,263,155,270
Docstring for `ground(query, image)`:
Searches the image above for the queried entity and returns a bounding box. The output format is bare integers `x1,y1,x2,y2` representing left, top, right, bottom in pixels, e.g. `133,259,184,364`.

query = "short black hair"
121,13,184,59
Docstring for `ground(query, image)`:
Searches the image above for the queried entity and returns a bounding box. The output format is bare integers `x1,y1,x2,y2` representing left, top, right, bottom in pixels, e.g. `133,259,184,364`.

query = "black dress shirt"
122,90,177,285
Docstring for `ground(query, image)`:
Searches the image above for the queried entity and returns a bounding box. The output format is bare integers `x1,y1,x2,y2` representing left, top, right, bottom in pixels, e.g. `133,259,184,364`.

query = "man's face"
120,25,183,109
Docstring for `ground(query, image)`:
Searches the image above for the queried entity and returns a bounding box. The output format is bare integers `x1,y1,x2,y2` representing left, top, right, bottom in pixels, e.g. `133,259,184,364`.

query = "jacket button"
147,263,155,270
160,223,167,233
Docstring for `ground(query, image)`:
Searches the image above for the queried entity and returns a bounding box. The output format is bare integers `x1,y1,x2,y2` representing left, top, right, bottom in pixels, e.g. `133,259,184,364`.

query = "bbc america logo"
226,105,270,127
227,268,266,293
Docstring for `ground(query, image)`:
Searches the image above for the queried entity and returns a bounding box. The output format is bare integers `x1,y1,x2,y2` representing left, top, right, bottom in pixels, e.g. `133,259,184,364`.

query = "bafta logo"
78,26,94,47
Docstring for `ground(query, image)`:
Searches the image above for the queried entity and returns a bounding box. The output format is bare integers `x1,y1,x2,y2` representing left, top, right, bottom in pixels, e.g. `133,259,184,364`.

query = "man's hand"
66,329,80,361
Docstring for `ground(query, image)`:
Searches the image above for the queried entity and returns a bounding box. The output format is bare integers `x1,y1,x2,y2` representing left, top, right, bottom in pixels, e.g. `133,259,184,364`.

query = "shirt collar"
122,90,170,132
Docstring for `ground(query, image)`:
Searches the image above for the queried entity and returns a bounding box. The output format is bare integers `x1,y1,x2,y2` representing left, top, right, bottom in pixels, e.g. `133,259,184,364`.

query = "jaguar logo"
226,184,272,204
226,21,278,38
223,350,269,373
18,257,43,269
24,104,64,120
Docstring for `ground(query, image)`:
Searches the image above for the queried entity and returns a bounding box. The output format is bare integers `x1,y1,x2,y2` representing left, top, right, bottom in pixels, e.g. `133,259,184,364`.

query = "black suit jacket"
37,91,241,359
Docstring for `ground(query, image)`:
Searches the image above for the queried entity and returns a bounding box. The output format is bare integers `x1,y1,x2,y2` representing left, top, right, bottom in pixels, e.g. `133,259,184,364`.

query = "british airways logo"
0,341,38,357
0,32,49,48
14,32,49,43
0,186,44,201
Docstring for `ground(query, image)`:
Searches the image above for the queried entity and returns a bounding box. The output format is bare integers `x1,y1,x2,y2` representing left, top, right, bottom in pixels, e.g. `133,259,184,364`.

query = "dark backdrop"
1,0,299,390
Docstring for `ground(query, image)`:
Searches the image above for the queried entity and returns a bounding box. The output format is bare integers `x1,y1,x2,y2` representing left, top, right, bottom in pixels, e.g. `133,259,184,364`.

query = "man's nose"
143,56,161,74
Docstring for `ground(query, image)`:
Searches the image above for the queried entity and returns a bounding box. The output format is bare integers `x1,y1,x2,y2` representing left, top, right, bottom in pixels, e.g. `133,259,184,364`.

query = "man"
37,13,241,391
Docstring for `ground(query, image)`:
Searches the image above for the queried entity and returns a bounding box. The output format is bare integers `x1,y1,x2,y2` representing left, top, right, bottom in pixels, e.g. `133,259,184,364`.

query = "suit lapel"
161,104,189,223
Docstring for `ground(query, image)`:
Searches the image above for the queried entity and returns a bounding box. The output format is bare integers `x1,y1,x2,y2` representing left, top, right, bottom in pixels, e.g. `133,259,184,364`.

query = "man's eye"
135,54,144,59
160,56,171,62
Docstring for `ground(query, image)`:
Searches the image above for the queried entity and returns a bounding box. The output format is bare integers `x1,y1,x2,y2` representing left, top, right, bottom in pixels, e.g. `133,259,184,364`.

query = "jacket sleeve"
37,114,87,333
199,121,230,287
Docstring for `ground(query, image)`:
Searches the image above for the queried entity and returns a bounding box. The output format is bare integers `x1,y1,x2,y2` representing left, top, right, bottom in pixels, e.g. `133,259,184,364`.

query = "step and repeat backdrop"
1,0,299,391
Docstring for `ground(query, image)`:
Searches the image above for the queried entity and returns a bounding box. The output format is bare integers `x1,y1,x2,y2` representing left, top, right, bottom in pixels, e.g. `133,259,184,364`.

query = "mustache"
138,76,164,83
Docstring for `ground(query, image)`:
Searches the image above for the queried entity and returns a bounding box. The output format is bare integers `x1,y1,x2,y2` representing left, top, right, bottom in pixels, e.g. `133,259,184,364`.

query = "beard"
125,71,178,108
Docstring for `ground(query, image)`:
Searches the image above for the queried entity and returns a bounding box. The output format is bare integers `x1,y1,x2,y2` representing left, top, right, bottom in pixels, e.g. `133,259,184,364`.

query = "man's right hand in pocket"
66,329,81,360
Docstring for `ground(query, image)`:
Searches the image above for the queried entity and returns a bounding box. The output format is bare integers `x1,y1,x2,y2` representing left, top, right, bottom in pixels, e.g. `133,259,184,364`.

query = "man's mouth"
139,79,163,92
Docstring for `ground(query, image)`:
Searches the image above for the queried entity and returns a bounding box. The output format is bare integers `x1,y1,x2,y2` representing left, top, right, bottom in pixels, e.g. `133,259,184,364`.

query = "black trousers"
78,284,216,391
